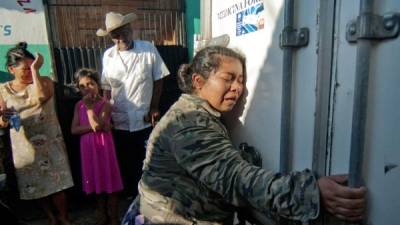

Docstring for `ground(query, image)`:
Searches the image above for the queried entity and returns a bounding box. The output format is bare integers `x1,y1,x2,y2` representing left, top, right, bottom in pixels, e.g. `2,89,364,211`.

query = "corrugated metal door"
327,0,400,224
209,0,399,224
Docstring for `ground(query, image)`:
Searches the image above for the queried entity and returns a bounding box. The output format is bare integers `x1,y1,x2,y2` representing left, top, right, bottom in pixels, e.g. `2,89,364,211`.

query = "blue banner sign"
236,3,265,36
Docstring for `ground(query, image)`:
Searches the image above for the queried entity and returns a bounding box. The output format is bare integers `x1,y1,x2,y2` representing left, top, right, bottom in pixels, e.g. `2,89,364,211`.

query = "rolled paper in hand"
9,113,21,132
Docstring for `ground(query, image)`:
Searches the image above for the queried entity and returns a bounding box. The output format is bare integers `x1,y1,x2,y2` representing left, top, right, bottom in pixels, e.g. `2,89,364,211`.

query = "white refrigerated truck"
200,0,400,224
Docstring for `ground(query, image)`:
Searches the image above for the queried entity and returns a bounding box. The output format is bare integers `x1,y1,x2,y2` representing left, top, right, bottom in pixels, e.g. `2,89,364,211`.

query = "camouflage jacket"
140,94,320,223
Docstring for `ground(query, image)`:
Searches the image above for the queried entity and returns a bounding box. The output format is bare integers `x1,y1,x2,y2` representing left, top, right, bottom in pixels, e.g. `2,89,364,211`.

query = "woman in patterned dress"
0,42,74,225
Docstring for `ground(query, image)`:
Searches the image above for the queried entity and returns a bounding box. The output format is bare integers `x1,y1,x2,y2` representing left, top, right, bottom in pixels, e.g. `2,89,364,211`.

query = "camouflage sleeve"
171,125,320,222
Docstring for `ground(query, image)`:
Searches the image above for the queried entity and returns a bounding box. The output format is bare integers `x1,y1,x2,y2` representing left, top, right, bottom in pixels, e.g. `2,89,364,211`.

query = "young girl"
71,68,123,225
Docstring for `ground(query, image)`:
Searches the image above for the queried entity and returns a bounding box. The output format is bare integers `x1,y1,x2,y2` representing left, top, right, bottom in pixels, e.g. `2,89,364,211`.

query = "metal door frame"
312,0,337,178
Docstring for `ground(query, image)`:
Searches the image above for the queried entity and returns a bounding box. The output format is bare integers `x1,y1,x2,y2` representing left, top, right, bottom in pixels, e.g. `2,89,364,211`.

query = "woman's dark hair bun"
16,42,28,50
177,63,193,93
178,64,190,77
5,41,34,68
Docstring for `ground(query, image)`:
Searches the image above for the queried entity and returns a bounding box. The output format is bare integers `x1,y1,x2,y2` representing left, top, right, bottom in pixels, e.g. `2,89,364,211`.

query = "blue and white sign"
0,0,48,44
236,3,264,36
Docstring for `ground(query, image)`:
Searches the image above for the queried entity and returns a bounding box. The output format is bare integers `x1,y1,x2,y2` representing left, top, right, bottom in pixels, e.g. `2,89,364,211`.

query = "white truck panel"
208,0,400,224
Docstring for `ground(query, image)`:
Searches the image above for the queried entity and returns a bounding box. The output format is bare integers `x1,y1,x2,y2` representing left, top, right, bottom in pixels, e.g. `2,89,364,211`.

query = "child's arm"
71,102,92,135
99,100,112,132
31,53,54,104
86,108,103,132
83,95,105,132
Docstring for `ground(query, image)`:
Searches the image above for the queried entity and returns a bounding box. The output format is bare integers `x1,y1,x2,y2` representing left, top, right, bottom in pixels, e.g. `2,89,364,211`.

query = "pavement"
1,190,133,225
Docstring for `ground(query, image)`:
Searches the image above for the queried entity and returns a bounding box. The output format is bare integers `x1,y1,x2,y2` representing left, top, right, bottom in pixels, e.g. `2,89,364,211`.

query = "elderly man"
96,12,170,197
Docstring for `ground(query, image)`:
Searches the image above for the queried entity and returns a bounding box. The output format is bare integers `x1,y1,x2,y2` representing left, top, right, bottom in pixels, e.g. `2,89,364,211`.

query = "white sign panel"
0,0,49,44
212,0,284,170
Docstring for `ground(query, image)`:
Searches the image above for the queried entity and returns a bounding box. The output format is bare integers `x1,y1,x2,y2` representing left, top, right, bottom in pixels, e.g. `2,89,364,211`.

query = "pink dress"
78,99,123,194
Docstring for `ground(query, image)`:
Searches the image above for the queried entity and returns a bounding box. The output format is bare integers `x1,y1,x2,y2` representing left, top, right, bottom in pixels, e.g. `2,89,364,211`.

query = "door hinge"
280,27,310,48
346,13,400,43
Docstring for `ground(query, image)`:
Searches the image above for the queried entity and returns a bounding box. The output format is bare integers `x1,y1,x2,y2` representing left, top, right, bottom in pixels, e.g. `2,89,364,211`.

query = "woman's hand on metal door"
318,175,367,222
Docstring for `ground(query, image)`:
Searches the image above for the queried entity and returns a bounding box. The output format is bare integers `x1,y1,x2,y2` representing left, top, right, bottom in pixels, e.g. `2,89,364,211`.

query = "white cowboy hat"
96,12,137,37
